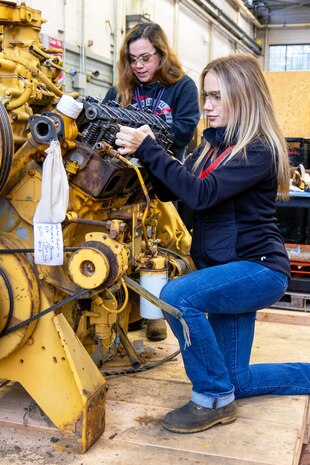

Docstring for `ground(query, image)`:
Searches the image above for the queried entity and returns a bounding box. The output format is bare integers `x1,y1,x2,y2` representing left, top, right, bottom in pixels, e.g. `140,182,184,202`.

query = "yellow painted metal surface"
0,291,106,453
68,245,111,288
0,236,40,359
0,0,194,454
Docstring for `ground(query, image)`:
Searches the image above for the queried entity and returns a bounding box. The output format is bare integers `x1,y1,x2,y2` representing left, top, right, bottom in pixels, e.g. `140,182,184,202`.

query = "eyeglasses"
201,90,221,106
128,51,158,66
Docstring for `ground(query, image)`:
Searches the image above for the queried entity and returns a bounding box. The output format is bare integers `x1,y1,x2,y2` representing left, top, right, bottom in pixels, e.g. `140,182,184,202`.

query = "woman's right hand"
116,124,155,155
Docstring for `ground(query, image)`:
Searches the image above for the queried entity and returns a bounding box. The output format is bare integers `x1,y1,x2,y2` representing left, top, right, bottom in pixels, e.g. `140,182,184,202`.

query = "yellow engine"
0,1,193,453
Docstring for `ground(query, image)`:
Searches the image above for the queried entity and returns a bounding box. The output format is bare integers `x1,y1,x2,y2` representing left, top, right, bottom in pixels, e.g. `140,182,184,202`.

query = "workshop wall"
16,0,259,99
264,71,310,138
257,26,310,71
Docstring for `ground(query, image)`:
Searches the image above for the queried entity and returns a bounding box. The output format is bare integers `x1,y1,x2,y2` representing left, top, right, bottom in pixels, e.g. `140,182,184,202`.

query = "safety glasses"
128,51,158,66
201,90,221,106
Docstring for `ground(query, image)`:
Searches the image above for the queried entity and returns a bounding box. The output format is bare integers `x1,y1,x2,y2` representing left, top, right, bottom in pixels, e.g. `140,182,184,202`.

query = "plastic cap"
56,95,83,119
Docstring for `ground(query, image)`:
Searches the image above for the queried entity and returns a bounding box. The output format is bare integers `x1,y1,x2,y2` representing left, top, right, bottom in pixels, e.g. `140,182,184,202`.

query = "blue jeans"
160,261,310,409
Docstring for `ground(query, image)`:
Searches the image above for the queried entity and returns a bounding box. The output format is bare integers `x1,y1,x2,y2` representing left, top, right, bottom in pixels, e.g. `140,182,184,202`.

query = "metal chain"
101,348,181,377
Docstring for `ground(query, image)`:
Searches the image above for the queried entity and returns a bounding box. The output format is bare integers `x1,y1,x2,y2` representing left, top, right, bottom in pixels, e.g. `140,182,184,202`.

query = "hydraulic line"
98,279,129,315
3,53,63,97
103,147,152,254
5,81,33,110
158,246,194,274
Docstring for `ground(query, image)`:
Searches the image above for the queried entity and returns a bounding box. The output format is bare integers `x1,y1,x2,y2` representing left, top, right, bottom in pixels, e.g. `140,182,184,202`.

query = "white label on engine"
33,222,64,266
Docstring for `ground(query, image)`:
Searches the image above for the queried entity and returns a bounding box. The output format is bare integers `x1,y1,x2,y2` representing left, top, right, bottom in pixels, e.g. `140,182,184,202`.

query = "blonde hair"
116,22,185,106
195,54,290,195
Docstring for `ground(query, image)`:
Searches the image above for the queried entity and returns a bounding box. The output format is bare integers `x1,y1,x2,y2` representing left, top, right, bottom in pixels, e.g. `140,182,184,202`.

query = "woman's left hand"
115,125,155,155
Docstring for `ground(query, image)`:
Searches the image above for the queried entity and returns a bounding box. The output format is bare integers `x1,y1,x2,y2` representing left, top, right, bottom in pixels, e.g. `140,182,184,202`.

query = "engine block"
0,1,193,454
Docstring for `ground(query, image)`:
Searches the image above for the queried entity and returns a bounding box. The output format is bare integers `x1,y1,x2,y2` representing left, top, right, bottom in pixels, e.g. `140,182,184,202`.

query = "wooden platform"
0,309,309,465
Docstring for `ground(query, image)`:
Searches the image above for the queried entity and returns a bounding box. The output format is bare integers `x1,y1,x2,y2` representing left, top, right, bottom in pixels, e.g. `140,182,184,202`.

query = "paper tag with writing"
33,223,64,266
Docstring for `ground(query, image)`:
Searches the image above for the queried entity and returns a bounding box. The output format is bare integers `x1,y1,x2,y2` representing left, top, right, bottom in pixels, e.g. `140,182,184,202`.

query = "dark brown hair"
116,22,185,106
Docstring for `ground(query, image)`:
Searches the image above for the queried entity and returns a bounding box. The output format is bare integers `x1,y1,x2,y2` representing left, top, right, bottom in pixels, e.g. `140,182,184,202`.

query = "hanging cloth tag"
199,145,235,179
33,140,69,266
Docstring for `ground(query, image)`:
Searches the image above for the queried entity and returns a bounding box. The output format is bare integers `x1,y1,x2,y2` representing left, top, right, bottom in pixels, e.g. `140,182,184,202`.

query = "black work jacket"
135,127,291,277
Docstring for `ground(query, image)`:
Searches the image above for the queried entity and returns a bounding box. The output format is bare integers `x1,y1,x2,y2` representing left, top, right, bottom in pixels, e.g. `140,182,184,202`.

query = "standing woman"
103,21,200,342
103,22,199,161
115,54,310,433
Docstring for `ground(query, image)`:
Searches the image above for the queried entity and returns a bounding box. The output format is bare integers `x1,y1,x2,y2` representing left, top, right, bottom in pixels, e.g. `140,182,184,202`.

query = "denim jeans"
160,261,310,409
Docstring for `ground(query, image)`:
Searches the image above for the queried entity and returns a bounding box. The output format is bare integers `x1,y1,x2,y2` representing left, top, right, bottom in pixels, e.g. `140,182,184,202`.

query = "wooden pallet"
272,291,310,312
0,310,309,465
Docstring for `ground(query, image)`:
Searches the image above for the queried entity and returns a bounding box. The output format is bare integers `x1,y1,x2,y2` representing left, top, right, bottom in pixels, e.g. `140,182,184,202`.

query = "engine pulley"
0,236,40,360
68,243,110,289
68,234,128,289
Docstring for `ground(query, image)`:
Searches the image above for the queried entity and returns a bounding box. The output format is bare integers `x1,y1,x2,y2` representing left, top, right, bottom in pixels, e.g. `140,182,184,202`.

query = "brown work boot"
162,401,237,433
146,318,167,341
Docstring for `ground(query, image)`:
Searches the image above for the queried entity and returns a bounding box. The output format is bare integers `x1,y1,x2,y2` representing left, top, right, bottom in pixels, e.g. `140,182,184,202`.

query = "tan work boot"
146,318,167,341
163,401,237,433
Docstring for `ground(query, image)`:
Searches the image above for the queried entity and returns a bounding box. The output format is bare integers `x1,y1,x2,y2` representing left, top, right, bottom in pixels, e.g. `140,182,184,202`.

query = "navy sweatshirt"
134,126,291,277
102,76,200,159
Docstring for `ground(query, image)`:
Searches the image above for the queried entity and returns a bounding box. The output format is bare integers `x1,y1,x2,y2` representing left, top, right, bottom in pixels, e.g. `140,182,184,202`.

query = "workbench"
277,190,310,208
275,189,310,307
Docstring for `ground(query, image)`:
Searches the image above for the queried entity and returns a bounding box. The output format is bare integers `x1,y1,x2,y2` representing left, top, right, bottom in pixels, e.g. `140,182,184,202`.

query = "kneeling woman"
116,54,310,434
